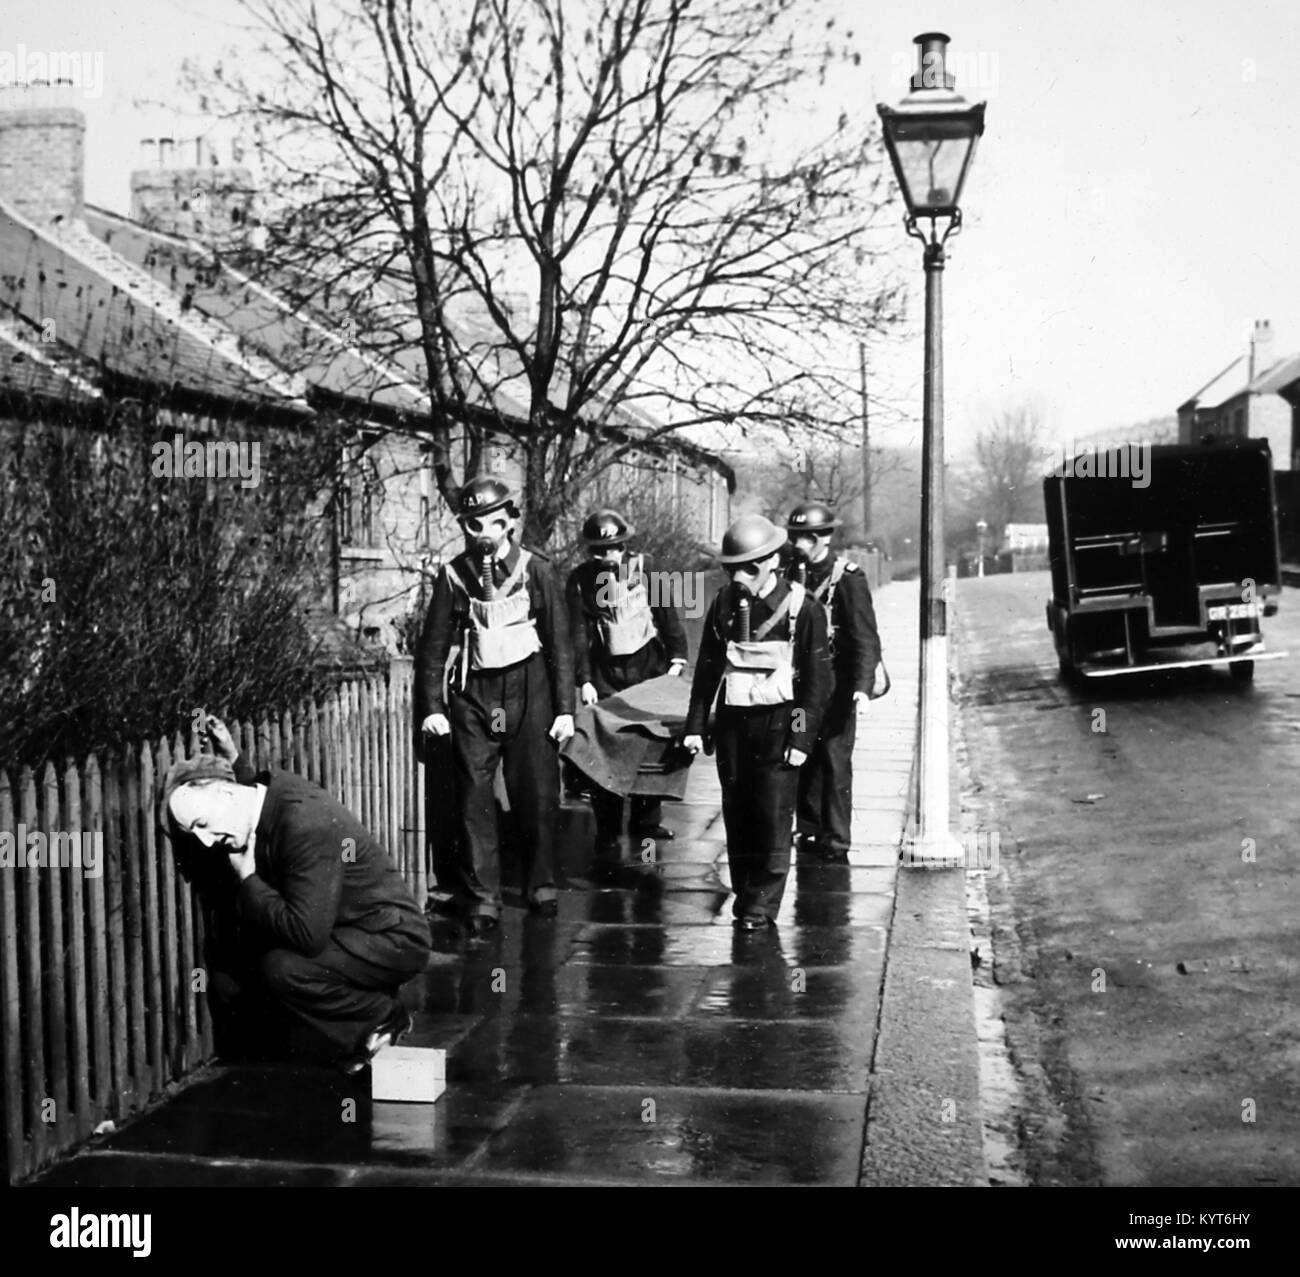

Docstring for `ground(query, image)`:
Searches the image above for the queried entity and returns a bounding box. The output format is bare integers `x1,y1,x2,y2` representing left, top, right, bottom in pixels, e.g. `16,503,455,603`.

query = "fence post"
139,746,164,1101
62,758,92,1145
18,768,47,1169
1,772,29,1183
122,745,147,1109
155,739,180,1081
83,755,111,1122
102,751,130,1121
40,762,68,1158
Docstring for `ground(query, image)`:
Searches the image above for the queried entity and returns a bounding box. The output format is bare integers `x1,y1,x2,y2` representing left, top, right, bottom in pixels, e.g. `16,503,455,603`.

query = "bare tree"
186,0,903,546
954,403,1049,544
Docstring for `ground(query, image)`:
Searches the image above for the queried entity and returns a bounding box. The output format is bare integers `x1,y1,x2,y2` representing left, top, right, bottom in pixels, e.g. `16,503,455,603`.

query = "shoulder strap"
814,557,848,608
447,558,474,596
754,585,798,640
500,549,531,596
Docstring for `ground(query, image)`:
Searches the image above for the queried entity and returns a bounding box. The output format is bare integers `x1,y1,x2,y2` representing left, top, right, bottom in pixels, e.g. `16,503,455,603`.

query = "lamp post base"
901,629,962,867
901,828,966,867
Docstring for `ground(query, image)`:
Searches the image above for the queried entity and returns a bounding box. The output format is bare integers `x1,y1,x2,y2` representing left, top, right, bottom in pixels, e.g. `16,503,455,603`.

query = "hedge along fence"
0,658,427,1184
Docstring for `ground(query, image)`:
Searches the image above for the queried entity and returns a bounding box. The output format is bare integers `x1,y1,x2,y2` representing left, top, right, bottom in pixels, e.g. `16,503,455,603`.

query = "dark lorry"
1045,437,1284,682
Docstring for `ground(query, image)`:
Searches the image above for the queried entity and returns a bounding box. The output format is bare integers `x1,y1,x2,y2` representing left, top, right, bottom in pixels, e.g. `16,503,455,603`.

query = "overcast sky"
6,0,1300,460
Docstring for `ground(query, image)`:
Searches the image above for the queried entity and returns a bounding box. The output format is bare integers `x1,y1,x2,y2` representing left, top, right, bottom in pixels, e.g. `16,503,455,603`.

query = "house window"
359,458,380,548
338,474,353,545
338,449,382,549
1235,409,1245,437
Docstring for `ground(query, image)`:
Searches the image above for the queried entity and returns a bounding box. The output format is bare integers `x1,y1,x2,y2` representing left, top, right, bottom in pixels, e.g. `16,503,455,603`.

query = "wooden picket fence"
0,657,428,1184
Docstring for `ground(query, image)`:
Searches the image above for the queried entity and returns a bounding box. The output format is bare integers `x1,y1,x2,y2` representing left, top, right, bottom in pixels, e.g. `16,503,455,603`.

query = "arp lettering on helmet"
458,476,515,520
785,502,839,533
582,509,633,546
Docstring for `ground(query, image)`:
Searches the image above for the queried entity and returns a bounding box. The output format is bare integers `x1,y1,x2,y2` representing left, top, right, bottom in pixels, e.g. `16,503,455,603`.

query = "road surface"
954,570,1300,1187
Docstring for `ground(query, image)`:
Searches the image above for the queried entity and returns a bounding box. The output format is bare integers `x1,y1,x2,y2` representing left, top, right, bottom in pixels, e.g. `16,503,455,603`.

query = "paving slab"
25,579,986,1189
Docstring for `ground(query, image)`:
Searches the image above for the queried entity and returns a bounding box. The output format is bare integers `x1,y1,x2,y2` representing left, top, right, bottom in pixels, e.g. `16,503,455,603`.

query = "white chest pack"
450,550,543,670
723,582,805,708
596,554,658,657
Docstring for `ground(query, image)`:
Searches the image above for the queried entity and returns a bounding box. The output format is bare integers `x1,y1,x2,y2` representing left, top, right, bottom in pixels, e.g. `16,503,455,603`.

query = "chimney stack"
1249,319,1274,382
0,81,86,225
129,132,256,241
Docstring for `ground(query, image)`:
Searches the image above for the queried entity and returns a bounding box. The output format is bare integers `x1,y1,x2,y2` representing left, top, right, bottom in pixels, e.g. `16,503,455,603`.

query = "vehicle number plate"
1208,603,1260,620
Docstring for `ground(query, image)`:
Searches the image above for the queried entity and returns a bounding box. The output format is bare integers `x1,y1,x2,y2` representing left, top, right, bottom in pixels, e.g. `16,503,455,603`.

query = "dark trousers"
796,693,857,851
591,789,663,852
450,652,559,917
256,929,430,1059
587,653,669,851
715,704,799,920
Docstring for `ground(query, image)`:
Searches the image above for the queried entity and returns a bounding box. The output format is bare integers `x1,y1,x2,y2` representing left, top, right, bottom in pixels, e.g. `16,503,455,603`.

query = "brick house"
1177,320,1297,470
0,84,732,650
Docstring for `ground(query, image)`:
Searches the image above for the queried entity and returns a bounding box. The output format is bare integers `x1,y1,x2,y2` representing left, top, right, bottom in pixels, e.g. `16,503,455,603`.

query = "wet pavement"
32,581,984,1187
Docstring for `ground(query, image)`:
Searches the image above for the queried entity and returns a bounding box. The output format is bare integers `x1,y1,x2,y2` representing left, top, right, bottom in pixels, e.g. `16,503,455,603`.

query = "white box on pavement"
371,1045,446,1103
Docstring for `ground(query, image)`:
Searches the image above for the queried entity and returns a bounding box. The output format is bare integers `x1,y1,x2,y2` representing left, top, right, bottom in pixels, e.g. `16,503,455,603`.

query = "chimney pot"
1249,319,1274,382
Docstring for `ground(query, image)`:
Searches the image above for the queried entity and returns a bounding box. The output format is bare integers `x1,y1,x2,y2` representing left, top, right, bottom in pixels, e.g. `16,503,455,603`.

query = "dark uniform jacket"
790,552,882,696
684,578,833,755
234,770,432,966
566,555,689,697
414,540,576,723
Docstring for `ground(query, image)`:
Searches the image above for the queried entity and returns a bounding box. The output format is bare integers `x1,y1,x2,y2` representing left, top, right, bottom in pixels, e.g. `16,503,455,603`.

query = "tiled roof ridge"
0,198,309,406
1180,354,1245,409
1247,349,1300,395
210,256,431,413
57,218,307,403
83,203,430,414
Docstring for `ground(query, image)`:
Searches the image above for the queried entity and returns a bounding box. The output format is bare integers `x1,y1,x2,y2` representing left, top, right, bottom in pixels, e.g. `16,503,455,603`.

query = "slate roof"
0,308,101,404
1179,355,1246,412
0,197,310,415
0,191,732,485
1250,351,1300,398
1181,349,1300,411
82,204,431,421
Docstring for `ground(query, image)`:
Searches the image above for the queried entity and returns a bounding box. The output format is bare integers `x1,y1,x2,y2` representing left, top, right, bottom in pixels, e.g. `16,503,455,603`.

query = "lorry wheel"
1057,654,1078,685
1230,660,1255,685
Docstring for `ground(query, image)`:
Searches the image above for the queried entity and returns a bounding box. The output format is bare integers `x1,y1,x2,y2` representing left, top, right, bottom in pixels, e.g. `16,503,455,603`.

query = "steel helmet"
785,501,840,534
582,509,634,547
457,476,517,520
717,514,787,565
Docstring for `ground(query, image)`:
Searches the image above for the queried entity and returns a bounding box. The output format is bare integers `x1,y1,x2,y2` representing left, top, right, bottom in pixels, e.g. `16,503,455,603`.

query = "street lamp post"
878,33,986,865
976,518,988,577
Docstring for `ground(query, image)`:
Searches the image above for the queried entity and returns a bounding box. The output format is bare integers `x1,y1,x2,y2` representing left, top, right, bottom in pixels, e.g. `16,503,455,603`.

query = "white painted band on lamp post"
877,33,985,866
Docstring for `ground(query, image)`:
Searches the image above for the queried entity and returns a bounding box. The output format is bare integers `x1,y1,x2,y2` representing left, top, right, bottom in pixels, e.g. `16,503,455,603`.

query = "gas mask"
730,556,775,598
791,534,824,564
472,535,498,558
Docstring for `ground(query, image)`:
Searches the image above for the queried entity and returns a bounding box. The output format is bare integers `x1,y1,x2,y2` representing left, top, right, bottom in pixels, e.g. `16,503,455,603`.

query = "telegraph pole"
859,341,871,540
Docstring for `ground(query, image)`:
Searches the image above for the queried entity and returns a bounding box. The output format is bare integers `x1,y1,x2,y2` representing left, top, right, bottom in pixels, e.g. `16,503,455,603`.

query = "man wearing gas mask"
566,509,689,858
682,515,832,928
415,477,575,933
784,502,884,864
